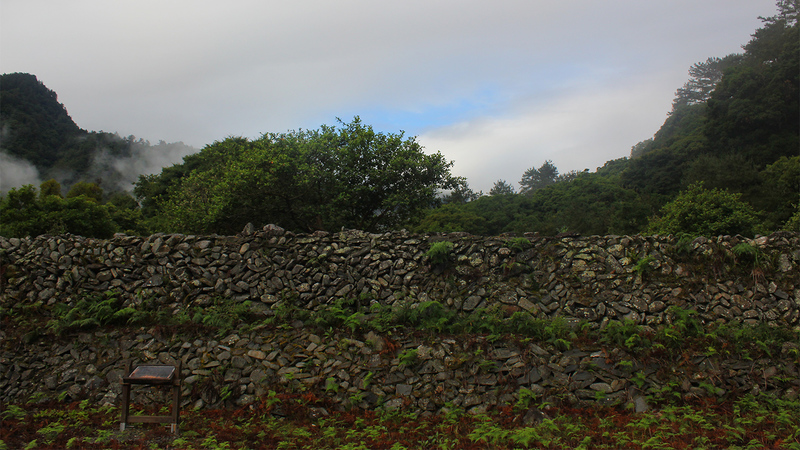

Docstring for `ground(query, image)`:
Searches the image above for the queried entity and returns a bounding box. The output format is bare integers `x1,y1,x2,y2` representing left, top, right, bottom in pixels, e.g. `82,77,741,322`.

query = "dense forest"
1,3,798,239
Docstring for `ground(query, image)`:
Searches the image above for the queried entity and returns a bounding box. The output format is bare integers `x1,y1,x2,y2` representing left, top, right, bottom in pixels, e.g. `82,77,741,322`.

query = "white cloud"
0,152,41,194
421,71,679,191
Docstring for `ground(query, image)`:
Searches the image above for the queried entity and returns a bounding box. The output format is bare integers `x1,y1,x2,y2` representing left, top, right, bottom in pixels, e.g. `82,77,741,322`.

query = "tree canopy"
416,172,650,236
489,180,515,196
519,160,559,195
135,118,461,234
646,183,762,237
0,183,129,238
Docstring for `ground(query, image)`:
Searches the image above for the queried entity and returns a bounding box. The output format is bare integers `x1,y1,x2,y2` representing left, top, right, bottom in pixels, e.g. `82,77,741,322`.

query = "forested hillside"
418,6,799,237
0,73,195,192
1,4,798,239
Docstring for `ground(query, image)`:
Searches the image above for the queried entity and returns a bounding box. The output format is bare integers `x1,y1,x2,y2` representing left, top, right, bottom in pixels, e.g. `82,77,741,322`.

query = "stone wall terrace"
1,228,799,411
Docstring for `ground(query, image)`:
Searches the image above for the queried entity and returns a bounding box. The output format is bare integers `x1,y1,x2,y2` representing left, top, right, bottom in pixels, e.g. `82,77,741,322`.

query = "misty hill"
415,8,799,237
0,73,196,193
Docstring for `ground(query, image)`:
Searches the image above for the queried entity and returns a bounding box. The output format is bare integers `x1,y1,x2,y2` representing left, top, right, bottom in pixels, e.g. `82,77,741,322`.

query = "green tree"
415,203,489,234
629,139,653,160
416,173,648,236
0,184,119,238
646,183,761,237
441,181,480,204
488,179,515,196
704,12,799,168
621,103,708,198
66,181,103,203
106,191,139,210
39,179,63,199
681,153,762,203
142,118,461,234
519,160,559,195
671,55,743,113
759,155,800,229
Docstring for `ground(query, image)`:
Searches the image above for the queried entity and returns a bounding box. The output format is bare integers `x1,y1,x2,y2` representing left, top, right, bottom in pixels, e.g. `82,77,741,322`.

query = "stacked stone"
1,230,798,328
2,327,798,413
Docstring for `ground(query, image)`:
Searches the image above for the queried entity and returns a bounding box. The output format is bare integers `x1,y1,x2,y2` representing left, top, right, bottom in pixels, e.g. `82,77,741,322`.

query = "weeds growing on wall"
46,290,155,336
185,296,254,335
426,241,454,269
506,237,532,252
6,286,799,366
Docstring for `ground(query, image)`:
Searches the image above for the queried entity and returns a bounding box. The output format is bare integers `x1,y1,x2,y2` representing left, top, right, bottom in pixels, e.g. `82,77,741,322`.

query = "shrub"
647,182,761,237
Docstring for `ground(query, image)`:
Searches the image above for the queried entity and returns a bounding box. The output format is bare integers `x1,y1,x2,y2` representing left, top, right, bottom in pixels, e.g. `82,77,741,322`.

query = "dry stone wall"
1,228,799,412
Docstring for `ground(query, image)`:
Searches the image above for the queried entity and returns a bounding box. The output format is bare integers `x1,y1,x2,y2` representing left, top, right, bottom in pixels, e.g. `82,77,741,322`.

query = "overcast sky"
0,0,777,192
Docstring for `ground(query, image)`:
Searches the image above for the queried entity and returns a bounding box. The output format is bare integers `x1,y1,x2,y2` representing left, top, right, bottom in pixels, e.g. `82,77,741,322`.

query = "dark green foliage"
47,291,151,335
681,153,762,204
619,13,798,236
488,180,515,196
518,174,650,235
65,181,103,203
784,210,800,231
657,306,705,348
646,183,762,237
594,157,629,177
416,194,527,235
731,242,773,273
759,155,800,229
506,237,530,252
620,103,708,197
599,319,648,351
0,73,81,171
38,179,62,199
671,54,744,112
632,255,656,277
415,202,490,234
519,160,559,195
417,173,649,236
188,297,253,335
106,191,139,210
302,299,578,346
705,17,799,168
0,183,138,238
426,241,454,267
308,298,365,332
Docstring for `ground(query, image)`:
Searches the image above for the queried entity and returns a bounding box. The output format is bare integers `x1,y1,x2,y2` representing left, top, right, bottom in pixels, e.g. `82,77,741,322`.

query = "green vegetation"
1,392,798,449
425,241,454,267
6,285,798,365
46,290,152,335
0,180,145,238
647,183,762,237
132,117,461,235
417,174,651,236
